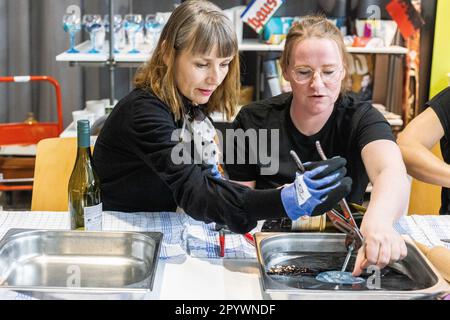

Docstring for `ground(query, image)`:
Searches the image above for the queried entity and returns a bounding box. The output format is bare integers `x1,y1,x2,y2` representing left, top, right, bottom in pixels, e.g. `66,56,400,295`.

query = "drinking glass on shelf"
145,14,163,50
124,14,143,54
82,14,103,54
104,14,123,53
62,13,81,53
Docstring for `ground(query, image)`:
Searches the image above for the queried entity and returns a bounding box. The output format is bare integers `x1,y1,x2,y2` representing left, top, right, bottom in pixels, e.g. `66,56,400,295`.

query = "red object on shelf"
0,75,64,192
386,0,424,40
352,36,371,47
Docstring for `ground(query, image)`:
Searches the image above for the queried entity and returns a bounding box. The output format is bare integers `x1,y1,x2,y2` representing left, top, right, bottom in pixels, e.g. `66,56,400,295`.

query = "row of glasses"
63,13,164,54
62,13,103,53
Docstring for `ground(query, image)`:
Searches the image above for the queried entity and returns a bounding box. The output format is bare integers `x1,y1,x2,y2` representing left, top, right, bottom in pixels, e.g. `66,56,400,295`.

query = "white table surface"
0,211,263,300
1,211,447,300
0,256,263,300
151,257,263,300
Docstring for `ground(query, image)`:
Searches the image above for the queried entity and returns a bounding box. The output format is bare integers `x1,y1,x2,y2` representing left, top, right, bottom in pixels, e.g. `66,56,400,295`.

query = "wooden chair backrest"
31,137,78,211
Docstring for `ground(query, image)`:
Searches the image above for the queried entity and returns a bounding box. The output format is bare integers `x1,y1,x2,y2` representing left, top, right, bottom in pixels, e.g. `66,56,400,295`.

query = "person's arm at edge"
397,107,450,187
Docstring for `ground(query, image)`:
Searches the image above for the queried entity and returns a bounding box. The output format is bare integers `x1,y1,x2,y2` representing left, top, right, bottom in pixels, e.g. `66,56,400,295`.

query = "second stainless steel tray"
255,232,450,300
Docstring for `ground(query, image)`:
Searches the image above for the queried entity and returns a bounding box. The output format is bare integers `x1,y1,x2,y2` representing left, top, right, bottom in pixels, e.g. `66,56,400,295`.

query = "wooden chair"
31,137,78,211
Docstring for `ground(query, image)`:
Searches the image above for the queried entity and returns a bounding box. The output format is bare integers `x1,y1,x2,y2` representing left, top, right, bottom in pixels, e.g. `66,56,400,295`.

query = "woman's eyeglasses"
291,67,343,85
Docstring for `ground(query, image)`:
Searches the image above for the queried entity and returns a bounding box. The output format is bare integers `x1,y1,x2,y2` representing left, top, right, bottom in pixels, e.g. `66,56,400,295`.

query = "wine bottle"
68,119,102,230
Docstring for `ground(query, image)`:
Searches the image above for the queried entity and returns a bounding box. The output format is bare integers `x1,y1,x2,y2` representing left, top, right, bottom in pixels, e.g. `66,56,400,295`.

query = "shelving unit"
56,0,408,128
56,38,409,62
210,109,403,127
56,38,408,105
56,41,149,67
238,38,408,54
56,37,406,128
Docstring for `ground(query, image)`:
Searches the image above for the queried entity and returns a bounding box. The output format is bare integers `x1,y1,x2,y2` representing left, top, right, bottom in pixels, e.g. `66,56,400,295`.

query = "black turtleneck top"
92,88,286,233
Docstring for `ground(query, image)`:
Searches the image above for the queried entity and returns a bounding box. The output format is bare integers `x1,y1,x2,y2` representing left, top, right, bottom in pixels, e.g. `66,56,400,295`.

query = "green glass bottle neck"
77,120,91,148
78,132,90,148
76,146,92,159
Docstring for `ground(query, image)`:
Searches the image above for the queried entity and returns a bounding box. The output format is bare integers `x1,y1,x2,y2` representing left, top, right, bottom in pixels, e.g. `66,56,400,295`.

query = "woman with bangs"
93,1,351,233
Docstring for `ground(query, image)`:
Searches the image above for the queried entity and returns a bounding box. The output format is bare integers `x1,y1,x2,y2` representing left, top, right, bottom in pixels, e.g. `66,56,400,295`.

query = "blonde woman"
93,2,351,233
226,16,410,275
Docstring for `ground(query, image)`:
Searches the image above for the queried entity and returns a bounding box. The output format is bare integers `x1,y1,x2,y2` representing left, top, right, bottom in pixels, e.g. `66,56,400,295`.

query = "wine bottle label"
294,173,312,206
291,214,326,232
84,203,103,231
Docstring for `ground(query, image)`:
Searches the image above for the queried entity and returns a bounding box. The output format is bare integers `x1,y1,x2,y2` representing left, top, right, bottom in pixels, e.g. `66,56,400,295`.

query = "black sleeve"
224,110,260,182
353,103,396,152
125,96,285,234
427,87,450,139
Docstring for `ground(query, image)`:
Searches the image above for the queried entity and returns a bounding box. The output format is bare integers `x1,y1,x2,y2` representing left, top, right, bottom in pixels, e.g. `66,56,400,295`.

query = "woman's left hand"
352,220,408,276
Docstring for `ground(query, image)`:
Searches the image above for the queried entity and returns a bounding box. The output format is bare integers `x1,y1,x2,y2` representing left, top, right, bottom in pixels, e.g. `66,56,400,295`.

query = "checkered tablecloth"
0,211,449,300
0,210,257,260
102,211,257,259
395,214,450,249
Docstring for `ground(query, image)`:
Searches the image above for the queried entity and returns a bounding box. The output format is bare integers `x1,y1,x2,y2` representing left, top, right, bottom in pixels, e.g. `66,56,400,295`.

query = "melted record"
316,271,365,284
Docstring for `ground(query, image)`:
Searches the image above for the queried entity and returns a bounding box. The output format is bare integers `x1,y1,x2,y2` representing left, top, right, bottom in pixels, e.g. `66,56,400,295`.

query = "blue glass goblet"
124,14,143,54
63,13,81,53
82,14,103,54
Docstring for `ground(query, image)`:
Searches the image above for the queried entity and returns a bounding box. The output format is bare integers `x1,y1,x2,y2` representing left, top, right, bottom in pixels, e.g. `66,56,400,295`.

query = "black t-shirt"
92,88,286,233
225,92,395,205
427,87,450,215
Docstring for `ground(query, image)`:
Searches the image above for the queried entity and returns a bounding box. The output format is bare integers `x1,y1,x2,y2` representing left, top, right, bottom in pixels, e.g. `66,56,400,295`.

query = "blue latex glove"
281,157,352,219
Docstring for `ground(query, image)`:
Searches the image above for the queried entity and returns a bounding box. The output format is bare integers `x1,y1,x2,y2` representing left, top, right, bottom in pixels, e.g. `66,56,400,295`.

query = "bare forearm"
397,107,448,186
364,168,410,225
400,144,450,187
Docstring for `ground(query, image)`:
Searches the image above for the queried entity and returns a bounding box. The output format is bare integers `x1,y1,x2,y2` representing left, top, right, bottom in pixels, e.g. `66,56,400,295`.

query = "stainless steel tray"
0,229,162,298
255,232,450,300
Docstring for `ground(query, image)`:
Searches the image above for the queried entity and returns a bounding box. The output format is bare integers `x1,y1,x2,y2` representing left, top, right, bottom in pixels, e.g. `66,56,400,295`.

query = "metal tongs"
290,142,365,272
313,141,364,249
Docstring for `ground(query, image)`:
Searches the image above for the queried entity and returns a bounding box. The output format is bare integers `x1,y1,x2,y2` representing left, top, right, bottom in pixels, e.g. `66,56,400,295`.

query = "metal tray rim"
255,232,450,299
0,228,163,294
